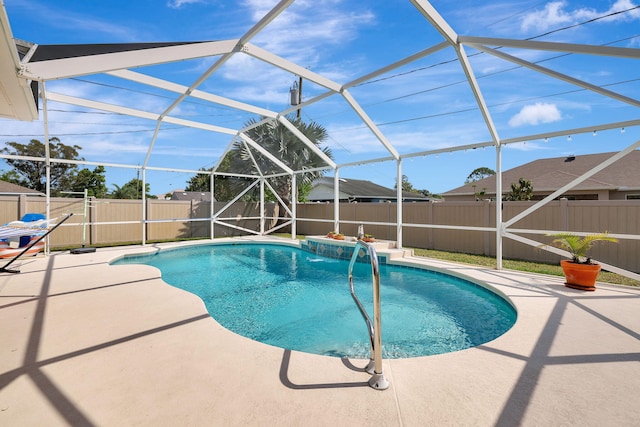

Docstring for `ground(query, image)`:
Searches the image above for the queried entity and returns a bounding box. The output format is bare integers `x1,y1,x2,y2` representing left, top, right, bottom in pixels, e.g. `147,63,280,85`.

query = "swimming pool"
113,243,516,358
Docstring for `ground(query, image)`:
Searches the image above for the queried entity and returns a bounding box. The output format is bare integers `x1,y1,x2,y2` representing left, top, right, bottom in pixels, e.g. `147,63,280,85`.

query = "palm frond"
548,232,618,263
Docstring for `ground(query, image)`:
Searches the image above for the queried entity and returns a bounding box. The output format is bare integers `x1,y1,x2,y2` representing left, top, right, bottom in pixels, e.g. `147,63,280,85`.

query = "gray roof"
170,191,213,201
310,177,429,201
443,150,640,196
0,180,44,196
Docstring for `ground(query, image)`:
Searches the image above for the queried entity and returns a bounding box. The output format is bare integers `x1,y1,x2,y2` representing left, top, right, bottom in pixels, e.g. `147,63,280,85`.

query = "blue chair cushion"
20,213,46,222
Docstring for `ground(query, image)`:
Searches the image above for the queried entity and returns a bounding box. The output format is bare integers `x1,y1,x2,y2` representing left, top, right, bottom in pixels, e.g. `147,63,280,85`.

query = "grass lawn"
410,248,639,288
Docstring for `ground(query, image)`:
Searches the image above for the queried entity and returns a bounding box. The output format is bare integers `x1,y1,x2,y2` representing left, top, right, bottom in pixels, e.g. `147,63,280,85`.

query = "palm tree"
225,115,333,205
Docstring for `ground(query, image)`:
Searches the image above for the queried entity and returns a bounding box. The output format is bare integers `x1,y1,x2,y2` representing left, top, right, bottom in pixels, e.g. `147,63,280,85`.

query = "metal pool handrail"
348,239,389,390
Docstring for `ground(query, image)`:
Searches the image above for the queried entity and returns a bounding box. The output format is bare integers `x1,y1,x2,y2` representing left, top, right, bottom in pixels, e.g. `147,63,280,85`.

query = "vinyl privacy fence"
2,196,638,272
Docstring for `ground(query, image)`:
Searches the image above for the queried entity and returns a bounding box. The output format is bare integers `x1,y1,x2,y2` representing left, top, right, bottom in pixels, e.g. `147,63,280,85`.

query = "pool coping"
1,236,639,426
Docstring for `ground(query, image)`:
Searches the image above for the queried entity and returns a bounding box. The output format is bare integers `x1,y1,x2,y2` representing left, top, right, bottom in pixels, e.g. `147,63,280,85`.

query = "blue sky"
1,0,639,196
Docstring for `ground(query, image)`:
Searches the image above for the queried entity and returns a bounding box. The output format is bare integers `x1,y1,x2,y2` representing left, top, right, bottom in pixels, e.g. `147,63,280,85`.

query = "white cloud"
325,119,489,157
167,0,206,9
603,0,640,22
242,0,375,58
521,1,590,32
504,141,550,152
508,103,562,127
195,1,375,107
16,2,142,41
521,0,640,32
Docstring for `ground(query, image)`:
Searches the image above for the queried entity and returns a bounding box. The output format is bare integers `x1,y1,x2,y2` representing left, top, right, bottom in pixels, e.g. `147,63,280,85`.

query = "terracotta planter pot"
560,259,601,291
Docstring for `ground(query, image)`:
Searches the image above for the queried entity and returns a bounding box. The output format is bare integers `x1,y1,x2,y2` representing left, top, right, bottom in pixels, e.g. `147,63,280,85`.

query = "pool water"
113,243,516,358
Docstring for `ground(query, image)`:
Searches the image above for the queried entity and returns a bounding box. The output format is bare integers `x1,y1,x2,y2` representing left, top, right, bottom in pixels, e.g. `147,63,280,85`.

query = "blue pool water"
113,243,516,358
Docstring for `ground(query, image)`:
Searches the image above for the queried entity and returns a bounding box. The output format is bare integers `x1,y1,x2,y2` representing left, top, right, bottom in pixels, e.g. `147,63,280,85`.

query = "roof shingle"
443,151,640,196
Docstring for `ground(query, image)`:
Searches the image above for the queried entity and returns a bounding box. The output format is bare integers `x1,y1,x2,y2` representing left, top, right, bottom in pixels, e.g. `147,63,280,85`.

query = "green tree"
185,168,211,192
185,155,235,201
111,178,155,199
465,166,496,184
418,188,440,199
471,183,488,201
0,169,23,184
1,138,82,195
225,116,333,204
68,165,108,198
297,181,313,202
395,174,421,194
505,177,533,201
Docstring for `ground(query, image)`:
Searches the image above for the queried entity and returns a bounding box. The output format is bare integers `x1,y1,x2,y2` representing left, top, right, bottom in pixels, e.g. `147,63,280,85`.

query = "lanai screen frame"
3,0,640,280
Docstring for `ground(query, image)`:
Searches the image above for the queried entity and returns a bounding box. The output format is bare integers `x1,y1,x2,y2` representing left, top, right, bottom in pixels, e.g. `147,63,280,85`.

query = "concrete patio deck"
1,238,639,426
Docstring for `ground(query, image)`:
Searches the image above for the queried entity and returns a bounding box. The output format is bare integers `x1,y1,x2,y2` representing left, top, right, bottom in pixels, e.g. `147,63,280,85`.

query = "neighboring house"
157,188,183,200
443,151,640,202
170,191,214,202
308,177,431,203
0,180,44,196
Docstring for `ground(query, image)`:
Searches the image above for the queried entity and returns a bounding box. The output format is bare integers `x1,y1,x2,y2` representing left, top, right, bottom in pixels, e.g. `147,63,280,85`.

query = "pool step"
304,236,413,263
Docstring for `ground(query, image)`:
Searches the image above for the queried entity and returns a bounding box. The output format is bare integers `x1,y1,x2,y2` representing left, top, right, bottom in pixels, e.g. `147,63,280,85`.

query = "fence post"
190,199,195,238
483,199,491,255
560,197,569,230
18,194,27,219
89,196,96,245
428,201,434,249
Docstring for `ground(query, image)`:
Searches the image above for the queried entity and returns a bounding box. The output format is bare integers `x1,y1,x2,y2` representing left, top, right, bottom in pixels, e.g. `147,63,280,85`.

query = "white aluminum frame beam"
264,179,293,218
21,40,239,81
402,141,495,159
410,1,504,148
213,219,261,236
343,41,450,89
214,179,260,218
339,156,396,169
410,0,458,45
278,90,336,118
503,139,640,229
459,36,640,59
213,171,259,179
148,0,294,177
215,137,242,174
277,115,336,168
341,89,400,159
44,92,238,134
470,43,640,108
239,0,295,44
243,138,265,177
241,43,342,92
499,119,640,146
143,122,163,167
455,44,501,145
238,133,294,175
242,116,274,133
148,1,293,141
108,69,277,118
504,231,640,281
274,42,451,119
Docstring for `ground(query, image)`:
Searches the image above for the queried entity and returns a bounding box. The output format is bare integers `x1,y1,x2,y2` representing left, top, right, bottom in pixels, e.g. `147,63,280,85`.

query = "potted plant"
361,234,375,243
546,232,618,291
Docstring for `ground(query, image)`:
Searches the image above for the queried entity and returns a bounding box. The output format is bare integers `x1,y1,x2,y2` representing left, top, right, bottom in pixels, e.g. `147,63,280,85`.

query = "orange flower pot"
560,259,601,291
